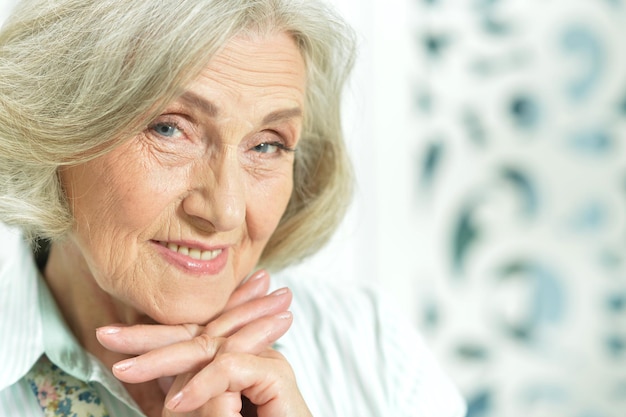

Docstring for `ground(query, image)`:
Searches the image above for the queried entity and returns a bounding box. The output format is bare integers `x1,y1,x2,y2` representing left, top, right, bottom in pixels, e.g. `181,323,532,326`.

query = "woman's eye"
253,142,281,154
150,122,181,138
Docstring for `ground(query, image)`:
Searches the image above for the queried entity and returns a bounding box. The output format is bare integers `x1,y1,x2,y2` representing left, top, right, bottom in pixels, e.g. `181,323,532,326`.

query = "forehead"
183,32,307,115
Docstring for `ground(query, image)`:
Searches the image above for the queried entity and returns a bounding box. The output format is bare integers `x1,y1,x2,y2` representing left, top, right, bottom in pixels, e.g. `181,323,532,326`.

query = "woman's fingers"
111,334,225,383
95,270,270,353
97,285,290,355
96,322,204,355
223,269,271,311
214,310,292,355
165,349,311,417
162,374,245,417
203,287,292,338
99,270,295,416
111,311,293,384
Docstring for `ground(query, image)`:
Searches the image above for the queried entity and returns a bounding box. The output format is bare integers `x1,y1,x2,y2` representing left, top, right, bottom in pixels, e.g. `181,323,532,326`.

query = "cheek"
66,151,186,235
246,174,293,242
61,149,189,278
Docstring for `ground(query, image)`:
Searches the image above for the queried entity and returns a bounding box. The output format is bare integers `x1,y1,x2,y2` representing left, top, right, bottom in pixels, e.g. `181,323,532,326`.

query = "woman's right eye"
150,122,182,139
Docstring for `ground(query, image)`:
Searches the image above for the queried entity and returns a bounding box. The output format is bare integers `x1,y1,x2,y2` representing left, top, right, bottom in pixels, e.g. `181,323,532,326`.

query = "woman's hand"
96,270,312,417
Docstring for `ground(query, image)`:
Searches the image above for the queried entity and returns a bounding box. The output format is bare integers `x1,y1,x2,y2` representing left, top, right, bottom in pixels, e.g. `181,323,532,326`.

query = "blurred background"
290,0,626,416
2,0,626,416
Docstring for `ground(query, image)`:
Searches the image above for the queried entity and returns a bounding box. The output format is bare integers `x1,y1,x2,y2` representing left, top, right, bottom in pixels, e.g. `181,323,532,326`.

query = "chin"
142,299,227,327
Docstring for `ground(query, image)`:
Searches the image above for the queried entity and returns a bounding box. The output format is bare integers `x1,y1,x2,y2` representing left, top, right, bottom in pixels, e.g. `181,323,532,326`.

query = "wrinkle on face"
50,32,306,327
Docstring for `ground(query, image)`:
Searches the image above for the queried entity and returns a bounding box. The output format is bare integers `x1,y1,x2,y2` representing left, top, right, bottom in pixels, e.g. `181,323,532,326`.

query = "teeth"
161,242,222,261
201,250,220,261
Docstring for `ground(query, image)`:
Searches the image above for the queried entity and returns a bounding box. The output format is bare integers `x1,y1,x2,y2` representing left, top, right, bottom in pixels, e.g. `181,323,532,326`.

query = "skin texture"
44,33,313,416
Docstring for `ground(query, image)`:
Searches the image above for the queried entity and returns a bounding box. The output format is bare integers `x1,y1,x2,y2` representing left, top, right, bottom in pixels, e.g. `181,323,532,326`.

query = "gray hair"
0,0,356,270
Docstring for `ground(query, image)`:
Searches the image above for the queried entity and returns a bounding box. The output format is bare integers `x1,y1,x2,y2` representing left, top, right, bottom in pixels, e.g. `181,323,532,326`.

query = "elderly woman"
0,0,466,416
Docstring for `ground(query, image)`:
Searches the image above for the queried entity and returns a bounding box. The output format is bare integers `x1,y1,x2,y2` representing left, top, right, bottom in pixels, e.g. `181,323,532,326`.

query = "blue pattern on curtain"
409,1,626,416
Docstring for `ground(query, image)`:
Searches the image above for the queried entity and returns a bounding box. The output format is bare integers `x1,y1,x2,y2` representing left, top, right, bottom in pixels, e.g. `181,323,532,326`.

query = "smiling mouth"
156,241,223,261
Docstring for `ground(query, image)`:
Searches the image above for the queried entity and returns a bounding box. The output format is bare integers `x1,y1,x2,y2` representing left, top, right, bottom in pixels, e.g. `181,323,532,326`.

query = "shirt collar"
36,271,140,410
0,224,43,390
0,224,140,412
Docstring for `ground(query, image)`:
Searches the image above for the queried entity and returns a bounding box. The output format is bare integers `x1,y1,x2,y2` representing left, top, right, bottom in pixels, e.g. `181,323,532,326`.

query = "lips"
153,240,228,275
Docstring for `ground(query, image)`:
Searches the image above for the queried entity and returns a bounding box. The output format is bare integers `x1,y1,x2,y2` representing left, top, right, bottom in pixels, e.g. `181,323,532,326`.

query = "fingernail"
250,270,268,281
112,359,134,372
96,326,120,335
276,311,292,320
271,287,289,297
166,391,184,410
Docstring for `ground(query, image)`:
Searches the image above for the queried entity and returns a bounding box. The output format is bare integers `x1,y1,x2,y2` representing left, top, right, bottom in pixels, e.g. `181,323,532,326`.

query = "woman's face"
60,32,306,325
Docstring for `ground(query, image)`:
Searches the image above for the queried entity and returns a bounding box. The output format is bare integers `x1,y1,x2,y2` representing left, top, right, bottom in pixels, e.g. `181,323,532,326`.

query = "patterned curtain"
409,1,626,416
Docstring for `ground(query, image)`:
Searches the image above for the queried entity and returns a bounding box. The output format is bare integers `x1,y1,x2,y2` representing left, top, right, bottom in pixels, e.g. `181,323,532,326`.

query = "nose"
182,145,245,232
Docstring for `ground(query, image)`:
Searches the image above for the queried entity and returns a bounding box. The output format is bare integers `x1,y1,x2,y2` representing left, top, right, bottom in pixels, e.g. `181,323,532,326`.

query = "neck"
44,239,165,416
45,240,129,362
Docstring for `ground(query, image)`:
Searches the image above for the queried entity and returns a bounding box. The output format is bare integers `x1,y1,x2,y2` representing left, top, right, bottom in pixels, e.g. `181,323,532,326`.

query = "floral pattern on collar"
26,355,110,417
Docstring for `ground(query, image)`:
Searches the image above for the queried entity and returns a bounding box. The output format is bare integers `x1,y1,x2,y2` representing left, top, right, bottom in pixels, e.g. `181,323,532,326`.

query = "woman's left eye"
252,142,291,154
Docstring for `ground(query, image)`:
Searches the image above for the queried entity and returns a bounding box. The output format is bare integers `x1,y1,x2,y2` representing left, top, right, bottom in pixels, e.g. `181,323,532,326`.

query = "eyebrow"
180,92,219,117
262,107,303,125
179,91,302,125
